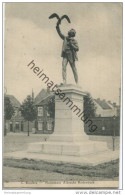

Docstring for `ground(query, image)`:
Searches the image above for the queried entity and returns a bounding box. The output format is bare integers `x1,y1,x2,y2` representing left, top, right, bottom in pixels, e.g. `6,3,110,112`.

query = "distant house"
94,98,119,117
5,94,34,133
107,101,120,117
5,95,22,132
34,88,54,134
6,94,21,110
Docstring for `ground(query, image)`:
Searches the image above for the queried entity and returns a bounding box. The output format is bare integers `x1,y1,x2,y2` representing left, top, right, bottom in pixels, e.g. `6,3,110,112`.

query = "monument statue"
26,14,115,172
49,13,79,84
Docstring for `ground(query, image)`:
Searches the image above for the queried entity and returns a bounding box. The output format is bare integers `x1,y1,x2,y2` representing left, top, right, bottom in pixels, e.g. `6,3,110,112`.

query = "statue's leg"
69,61,78,84
62,57,68,84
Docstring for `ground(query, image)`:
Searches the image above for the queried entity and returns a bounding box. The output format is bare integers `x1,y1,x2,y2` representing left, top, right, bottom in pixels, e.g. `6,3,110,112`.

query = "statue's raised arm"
56,21,65,40
49,13,71,40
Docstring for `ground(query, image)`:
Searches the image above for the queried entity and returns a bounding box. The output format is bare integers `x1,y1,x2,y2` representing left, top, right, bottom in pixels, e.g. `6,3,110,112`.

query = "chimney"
32,89,34,100
47,86,50,94
113,102,116,107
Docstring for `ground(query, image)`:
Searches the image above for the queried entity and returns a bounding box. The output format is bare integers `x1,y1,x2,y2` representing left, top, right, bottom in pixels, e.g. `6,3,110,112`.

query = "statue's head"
68,29,76,37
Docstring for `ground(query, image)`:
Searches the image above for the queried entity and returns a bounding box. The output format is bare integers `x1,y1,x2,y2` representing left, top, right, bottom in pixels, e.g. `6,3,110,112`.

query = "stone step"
27,140,108,156
4,149,119,166
48,133,89,142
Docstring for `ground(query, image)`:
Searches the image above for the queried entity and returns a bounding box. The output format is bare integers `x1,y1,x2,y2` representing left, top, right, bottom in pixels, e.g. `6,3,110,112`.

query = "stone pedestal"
28,84,108,157
49,84,88,142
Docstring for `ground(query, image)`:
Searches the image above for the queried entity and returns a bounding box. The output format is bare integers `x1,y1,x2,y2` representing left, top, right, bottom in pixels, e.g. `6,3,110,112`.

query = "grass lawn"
3,158,119,182
3,133,119,183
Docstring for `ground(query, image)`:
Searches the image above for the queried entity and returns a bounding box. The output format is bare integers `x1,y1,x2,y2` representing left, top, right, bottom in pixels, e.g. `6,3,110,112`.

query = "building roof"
35,94,54,106
34,88,54,105
94,99,112,110
107,101,117,108
6,95,21,108
34,89,47,105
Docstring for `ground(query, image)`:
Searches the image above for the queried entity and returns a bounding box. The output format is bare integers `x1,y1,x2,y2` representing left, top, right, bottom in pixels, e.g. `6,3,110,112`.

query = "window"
14,110,18,116
10,122,13,132
38,122,43,130
102,126,105,131
38,107,43,116
21,122,23,131
47,111,50,116
15,122,19,130
47,122,52,130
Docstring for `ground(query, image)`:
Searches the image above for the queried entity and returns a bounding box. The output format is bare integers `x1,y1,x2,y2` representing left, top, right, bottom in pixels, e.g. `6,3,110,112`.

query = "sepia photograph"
3,2,122,189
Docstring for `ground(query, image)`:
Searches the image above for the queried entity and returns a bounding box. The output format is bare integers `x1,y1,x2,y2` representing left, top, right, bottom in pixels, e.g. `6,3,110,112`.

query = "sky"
4,3,122,104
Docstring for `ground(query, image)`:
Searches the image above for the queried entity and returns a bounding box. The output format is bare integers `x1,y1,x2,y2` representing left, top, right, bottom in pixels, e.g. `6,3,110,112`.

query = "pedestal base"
28,84,110,160
4,149,119,166
27,140,108,156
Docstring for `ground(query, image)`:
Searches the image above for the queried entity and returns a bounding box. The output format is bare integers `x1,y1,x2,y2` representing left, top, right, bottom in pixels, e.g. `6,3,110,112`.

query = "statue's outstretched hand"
56,19,65,40
56,19,61,26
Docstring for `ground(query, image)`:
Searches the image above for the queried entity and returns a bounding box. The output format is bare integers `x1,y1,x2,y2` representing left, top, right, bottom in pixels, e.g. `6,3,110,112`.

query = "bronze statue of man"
56,20,79,84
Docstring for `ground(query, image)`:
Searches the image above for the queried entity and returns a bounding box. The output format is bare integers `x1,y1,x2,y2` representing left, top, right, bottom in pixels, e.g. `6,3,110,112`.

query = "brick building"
5,95,34,133
94,98,119,117
34,89,54,134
